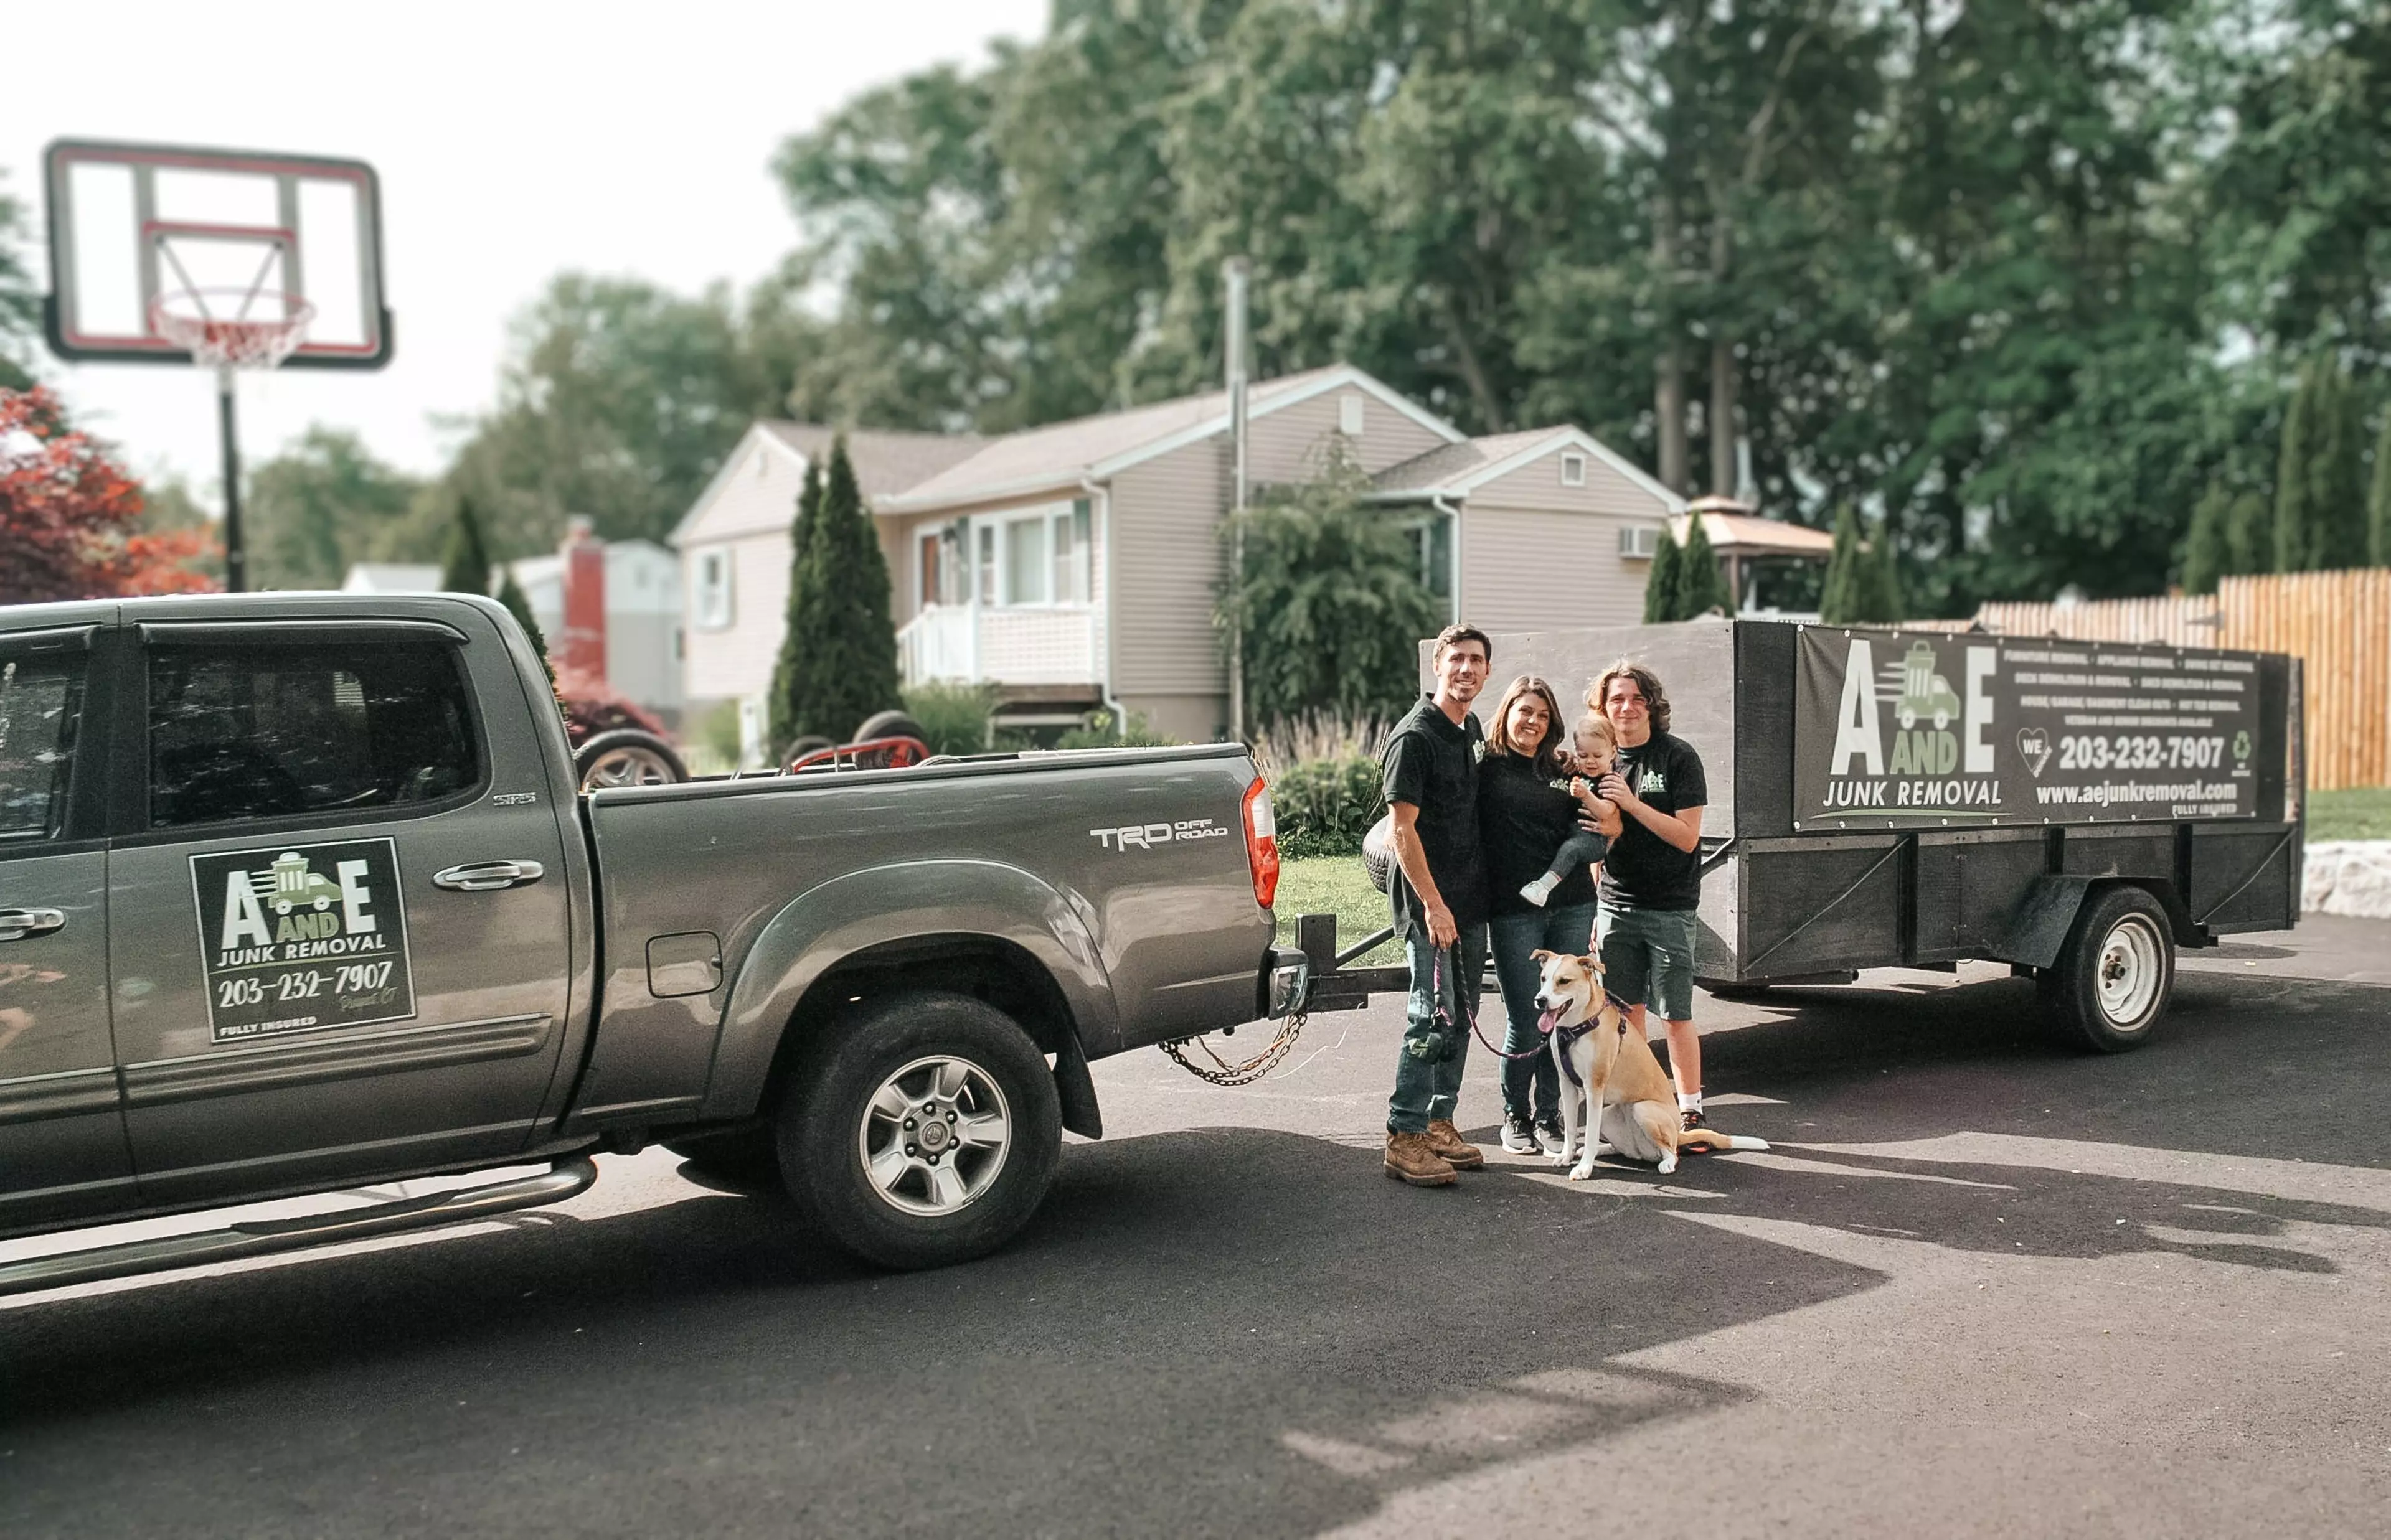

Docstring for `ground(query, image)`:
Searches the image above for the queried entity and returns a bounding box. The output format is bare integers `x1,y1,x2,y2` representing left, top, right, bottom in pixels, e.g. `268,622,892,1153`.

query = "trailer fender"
699,860,1118,1122
1993,875,2202,970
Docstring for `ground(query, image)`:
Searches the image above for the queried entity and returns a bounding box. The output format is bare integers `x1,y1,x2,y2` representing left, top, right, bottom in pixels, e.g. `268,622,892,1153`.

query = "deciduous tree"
1217,439,1441,726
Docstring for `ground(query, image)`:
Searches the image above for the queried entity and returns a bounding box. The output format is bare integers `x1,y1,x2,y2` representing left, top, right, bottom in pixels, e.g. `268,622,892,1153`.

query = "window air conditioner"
1618,525,1666,560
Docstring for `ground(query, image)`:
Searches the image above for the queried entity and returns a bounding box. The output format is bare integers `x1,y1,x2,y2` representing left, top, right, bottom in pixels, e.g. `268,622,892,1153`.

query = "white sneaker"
1499,1116,1536,1153
1518,875,1555,907
1534,1120,1567,1158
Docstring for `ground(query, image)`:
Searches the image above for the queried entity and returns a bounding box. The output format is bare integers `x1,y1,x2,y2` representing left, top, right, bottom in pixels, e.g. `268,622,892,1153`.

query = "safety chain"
1159,1010,1307,1087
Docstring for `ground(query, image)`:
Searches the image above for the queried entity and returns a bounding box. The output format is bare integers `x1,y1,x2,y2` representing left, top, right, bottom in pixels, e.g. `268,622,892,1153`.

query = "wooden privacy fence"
1972,569,2391,790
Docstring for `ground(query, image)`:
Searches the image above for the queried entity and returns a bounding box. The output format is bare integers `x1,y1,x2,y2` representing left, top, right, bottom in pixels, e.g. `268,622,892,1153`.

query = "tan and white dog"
1530,948,1769,1178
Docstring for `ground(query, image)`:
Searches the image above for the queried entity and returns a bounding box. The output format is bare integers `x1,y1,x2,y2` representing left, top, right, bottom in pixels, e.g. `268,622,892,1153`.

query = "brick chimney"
560,516,607,680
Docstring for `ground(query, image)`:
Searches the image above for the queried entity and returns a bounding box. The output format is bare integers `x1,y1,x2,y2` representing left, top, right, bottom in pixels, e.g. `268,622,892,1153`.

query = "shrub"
1271,753,1383,859
902,681,997,755
1250,708,1392,784
1055,708,1174,750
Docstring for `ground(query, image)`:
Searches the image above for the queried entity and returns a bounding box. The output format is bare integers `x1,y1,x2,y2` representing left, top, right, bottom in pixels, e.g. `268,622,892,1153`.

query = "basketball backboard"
42,138,392,370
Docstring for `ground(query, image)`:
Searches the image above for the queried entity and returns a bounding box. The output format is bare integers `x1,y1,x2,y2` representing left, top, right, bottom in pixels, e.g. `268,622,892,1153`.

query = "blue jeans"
1488,903,1598,1127
1387,921,1489,1134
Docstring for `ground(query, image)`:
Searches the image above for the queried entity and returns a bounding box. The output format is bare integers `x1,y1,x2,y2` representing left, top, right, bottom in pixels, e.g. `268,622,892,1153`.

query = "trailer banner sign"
1793,628,2259,831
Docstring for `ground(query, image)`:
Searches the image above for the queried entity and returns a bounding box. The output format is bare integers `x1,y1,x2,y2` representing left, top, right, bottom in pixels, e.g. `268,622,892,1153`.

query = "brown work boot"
1425,1119,1485,1170
1384,1130,1458,1186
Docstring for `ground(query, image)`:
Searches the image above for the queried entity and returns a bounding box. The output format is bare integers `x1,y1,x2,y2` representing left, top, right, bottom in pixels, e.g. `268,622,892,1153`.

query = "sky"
6,0,1049,505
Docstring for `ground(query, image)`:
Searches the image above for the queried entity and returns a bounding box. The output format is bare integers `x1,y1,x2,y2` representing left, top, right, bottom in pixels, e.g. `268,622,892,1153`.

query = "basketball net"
150,288,316,372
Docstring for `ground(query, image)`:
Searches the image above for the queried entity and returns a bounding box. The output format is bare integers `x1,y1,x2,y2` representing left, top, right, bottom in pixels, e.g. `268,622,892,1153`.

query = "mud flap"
1053,1030,1102,1140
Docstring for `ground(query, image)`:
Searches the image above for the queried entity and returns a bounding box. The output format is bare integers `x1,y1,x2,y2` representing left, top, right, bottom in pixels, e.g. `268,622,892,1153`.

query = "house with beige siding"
674,365,1687,753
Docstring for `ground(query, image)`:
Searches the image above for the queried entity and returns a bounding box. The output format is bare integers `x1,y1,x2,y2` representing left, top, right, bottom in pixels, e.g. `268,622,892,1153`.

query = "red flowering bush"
1,387,217,603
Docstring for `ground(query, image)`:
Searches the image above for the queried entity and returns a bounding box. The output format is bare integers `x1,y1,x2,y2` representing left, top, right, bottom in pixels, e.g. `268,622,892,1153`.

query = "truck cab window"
0,655,85,843
146,641,481,829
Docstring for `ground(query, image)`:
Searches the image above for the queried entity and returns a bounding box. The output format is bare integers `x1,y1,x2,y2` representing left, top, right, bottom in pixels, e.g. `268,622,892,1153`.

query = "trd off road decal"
189,839,417,1042
1793,629,2261,832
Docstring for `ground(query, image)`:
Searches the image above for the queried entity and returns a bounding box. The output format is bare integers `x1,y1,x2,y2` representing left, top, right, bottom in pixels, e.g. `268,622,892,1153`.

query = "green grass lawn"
2309,787,2391,842
1274,853,1402,965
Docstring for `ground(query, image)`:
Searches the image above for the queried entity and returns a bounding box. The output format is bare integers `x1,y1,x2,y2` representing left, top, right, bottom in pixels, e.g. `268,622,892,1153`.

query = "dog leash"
1430,946,1637,1066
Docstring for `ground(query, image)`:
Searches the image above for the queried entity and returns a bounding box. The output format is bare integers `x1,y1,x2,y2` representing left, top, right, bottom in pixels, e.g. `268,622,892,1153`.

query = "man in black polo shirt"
1379,623,1493,1186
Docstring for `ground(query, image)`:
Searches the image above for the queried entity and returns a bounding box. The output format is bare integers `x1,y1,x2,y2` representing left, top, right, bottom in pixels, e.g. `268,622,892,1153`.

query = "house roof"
878,364,1461,513
1367,429,1571,495
1367,425,1686,513
1675,510,1834,558
755,423,987,502
341,563,440,593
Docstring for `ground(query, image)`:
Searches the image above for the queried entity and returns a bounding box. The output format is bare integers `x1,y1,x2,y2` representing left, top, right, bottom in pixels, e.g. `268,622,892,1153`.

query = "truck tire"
2040,885,2174,1053
777,990,1062,1270
576,729,687,791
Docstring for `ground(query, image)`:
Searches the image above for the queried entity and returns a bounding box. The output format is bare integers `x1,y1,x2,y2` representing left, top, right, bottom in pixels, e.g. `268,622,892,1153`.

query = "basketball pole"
216,365,246,594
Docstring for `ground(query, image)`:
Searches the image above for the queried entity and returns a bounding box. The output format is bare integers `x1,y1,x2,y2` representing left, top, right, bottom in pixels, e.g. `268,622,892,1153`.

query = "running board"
0,1156,597,1298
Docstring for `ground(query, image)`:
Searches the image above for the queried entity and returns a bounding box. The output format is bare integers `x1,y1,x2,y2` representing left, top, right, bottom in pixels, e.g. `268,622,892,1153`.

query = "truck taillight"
1241,777,1280,911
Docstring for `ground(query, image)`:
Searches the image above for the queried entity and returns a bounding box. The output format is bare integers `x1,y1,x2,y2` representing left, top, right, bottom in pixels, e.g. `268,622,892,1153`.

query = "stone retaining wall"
2304,840,2391,918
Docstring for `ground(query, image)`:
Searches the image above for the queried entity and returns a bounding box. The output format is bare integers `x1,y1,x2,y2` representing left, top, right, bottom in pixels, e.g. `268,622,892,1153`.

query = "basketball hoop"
149,288,316,372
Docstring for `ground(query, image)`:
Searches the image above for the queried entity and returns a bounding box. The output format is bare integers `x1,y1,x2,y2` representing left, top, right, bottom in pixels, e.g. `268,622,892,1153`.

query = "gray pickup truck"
0,592,1301,1285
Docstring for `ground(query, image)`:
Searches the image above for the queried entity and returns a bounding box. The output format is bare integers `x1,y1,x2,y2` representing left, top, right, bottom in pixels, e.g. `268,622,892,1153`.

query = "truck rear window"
146,640,480,829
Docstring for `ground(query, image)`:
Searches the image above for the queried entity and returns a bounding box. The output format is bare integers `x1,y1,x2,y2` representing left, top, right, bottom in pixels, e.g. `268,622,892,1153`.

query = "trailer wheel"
776,990,1061,1270
2040,886,2174,1053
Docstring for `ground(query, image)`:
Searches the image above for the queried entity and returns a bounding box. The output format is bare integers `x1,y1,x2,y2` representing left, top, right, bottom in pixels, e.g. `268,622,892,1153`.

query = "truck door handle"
432,860,546,893
0,908,67,942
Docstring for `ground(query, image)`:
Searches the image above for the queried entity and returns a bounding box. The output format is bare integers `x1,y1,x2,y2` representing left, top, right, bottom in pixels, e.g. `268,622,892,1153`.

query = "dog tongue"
1537,1008,1557,1035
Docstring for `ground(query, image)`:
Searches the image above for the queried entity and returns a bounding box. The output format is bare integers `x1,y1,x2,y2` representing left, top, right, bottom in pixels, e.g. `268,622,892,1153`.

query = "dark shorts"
1597,904,1697,1021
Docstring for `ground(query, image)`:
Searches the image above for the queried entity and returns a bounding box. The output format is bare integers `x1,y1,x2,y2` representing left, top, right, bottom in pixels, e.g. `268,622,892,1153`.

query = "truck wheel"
777,990,1061,1269
577,729,686,791
2040,886,2174,1053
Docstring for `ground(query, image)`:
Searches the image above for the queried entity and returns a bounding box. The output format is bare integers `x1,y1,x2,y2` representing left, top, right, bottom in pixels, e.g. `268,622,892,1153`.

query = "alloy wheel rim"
582,745,677,789
2095,914,2163,1028
856,1054,1012,1217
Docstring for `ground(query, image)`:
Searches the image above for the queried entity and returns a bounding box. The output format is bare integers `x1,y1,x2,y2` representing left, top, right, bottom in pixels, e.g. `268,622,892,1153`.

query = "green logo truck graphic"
253,851,344,915
1895,641,1962,731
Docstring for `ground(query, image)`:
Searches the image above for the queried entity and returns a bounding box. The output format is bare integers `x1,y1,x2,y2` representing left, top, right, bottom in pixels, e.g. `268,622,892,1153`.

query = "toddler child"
1519,713,1616,907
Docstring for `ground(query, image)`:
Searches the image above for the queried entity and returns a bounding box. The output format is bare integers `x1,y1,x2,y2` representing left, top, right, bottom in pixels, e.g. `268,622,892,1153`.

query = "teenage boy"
1585,660,1712,1130
1380,623,1494,1186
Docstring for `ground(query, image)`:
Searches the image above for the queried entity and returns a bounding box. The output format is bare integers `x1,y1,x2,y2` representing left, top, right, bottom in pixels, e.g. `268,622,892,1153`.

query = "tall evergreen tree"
495,568,547,662
2225,491,2272,580
1642,519,1684,623
1862,518,1905,624
766,459,826,756
2370,411,2391,568
1672,512,1728,617
1818,504,1863,624
781,437,901,744
439,496,493,594
2275,360,2367,573
2183,484,2232,595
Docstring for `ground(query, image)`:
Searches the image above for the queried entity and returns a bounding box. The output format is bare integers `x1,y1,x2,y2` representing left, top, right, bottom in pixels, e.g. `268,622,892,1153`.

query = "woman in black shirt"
1478,674,1619,1155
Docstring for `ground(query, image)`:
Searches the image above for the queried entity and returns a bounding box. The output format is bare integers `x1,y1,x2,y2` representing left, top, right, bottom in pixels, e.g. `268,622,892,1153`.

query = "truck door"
105,617,572,1206
0,624,134,1229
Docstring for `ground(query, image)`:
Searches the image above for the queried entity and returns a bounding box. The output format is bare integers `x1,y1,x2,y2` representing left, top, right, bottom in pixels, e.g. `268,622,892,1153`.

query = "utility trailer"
1293,618,2303,1051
